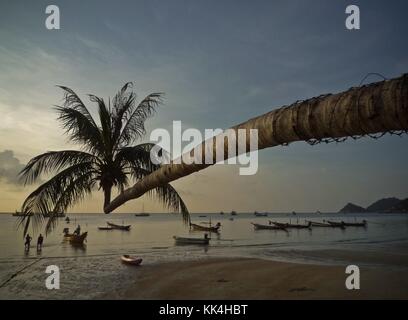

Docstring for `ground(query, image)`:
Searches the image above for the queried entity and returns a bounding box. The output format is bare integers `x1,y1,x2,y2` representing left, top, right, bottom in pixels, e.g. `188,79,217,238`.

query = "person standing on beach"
37,234,44,251
24,234,32,251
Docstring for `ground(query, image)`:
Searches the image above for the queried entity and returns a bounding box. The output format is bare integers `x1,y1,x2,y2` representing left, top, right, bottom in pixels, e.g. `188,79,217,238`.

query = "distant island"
339,197,408,213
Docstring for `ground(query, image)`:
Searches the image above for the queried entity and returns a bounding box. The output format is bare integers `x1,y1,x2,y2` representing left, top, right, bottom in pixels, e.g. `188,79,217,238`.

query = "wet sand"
103,257,408,300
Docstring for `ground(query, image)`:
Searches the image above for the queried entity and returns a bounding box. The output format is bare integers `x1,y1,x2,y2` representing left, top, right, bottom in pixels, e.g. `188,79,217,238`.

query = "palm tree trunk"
105,74,408,213
103,185,112,211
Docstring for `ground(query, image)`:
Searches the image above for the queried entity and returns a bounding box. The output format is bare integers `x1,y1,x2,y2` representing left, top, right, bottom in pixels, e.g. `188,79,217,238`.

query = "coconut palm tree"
19,83,188,235
105,74,408,213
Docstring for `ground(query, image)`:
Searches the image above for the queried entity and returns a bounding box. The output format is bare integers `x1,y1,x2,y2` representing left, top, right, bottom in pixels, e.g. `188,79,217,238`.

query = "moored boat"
231,211,237,216
326,220,345,227
306,220,344,228
270,221,312,229
342,220,367,227
173,235,210,245
98,226,114,230
121,255,143,266
251,223,287,231
134,213,150,217
190,222,221,233
69,232,88,245
254,212,268,217
107,222,131,230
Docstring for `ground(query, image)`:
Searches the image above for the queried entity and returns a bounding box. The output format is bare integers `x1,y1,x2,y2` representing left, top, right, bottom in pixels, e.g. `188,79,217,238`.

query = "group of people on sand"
24,224,82,252
24,233,43,252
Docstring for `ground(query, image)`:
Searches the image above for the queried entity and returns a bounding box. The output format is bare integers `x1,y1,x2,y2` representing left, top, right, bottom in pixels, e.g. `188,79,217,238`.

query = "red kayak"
121,255,143,266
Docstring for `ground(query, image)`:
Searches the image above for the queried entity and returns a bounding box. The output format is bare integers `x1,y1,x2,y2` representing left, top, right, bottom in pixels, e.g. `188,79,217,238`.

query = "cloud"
0,150,25,185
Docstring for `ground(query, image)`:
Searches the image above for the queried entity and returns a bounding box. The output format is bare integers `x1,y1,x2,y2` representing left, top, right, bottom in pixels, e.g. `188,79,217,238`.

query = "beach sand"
103,257,408,300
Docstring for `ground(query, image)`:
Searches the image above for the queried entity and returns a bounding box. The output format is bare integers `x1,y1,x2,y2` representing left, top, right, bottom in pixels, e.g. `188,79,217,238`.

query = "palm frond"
18,162,95,235
56,86,104,154
149,183,190,224
57,86,97,125
117,93,163,147
44,172,96,235
126,165,190,223
55,106,104,155
89,95,113,156
115,143,161,173
19,150,98,185
111,83,137,149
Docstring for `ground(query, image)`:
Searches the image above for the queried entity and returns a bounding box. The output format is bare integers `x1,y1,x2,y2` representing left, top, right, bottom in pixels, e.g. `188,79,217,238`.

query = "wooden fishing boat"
254,212,268,217
69,232,88,245
62,227,73,238
107,222,131,230
306,220,345,228
173,235,210,245
135,204,149,217
98,226,114,230
251,223,287,231
270,221,312,229
121,255,143,266
342,220,367,227
190,222,221,233
326,220,345,227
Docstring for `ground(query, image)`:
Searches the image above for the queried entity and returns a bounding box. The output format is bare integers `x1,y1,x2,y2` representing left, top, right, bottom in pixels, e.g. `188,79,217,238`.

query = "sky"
0,0,407,214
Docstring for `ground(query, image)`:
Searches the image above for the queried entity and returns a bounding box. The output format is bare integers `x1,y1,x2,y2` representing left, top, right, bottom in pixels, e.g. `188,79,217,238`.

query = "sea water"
0,212,407,299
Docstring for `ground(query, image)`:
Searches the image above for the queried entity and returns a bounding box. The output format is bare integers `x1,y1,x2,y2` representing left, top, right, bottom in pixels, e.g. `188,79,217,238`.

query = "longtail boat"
69,232,88,245
341,220,367,227
107,222,131,230
190,222,221,233
326,220,345,227
270,221,312,229
254,212,268,217
134,213,150,217
173,235,210,245
251,223,287,231
98,226,114,230
306,220,345,228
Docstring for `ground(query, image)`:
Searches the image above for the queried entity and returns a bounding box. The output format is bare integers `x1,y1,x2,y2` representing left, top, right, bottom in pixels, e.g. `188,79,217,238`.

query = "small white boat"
173,235,210,245
121,255,143,266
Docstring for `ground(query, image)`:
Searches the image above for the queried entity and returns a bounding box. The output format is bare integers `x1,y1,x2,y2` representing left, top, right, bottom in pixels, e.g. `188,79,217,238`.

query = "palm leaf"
115,143,161,173
89,95,113,157
56,86,104,154
44,172,96,235
19,150,98,185
117,93,163,147
18,162,95,235
149,183,190,224
111,82,136,146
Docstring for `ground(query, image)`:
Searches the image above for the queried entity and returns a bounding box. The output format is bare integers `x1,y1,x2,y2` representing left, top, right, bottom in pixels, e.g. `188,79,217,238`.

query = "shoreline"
102,257,408,300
